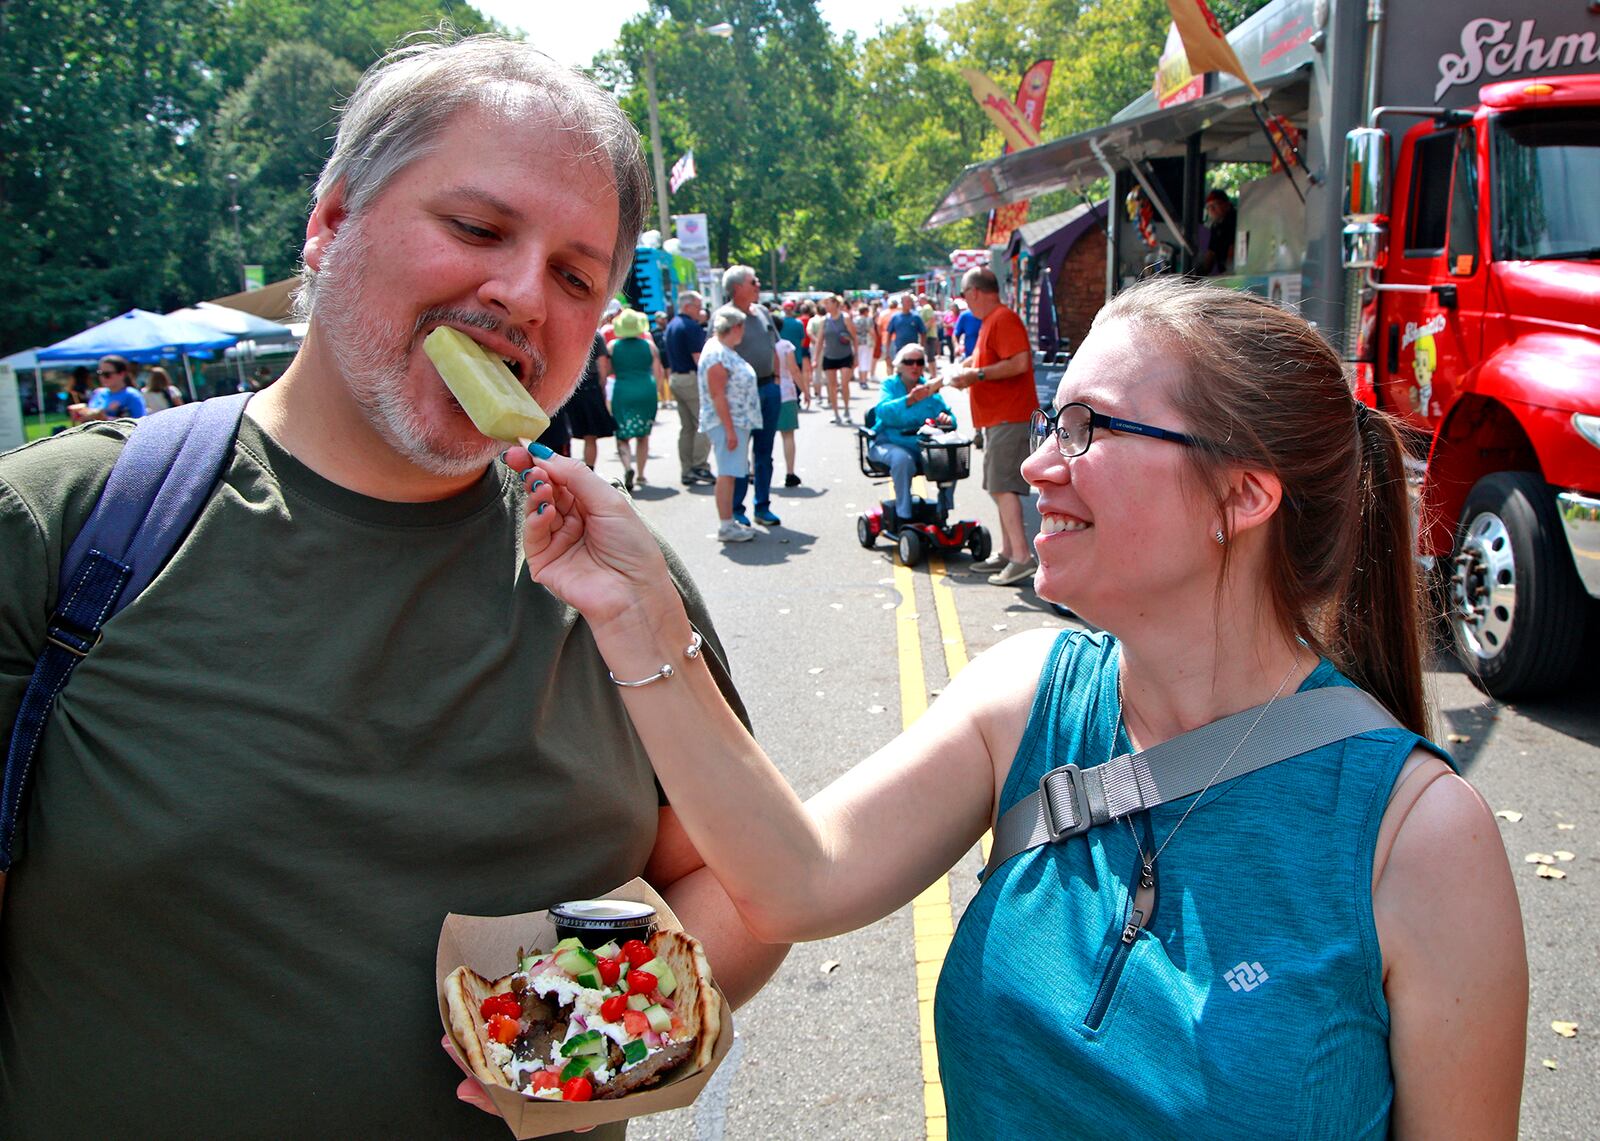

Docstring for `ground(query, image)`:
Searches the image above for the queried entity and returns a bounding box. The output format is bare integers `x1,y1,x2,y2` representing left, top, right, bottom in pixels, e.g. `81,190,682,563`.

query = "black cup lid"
548,899,658,929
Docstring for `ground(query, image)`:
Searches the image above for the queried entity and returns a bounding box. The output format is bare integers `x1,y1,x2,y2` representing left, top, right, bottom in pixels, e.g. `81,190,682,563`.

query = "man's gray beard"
313,220,503,480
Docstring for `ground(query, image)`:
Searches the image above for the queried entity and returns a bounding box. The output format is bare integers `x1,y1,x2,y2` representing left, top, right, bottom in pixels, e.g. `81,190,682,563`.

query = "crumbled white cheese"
484,1039,513,1069
530,1086,564,1100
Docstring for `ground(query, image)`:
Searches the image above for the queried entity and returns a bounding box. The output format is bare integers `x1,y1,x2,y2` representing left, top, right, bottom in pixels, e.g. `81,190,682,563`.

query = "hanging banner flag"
674,213,712,280
777,244,787,264
1163,0,1259,97
1155,23,1206,107
983,59,1054,247
669,149,696,194
961,69,1041,153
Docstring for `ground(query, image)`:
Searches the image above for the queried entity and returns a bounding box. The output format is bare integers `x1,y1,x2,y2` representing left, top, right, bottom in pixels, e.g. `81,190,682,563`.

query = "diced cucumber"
637,956,678,997
518,953,541,974
552,937,585,953
594,941,621,960
621,1039,649,1065
626,993,651,1011
644,1004,672,1034
560,1055,601,1082
559,1029,606,1058
574,969,603,990
554,946,598,976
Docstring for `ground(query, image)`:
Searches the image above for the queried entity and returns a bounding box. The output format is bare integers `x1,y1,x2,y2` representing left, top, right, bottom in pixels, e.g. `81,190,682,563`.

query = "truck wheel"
1448,472,1587,699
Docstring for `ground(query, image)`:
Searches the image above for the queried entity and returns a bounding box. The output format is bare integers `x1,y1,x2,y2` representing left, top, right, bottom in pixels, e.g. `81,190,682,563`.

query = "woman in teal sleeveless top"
510,278,1528,1138
608,309,662,490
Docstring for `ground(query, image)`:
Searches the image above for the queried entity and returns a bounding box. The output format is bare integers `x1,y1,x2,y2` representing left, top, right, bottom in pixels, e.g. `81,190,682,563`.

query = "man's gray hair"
962,266,1000,295
711,305,746,337
676,290,703,309
722,265,757,294
296,31,650,320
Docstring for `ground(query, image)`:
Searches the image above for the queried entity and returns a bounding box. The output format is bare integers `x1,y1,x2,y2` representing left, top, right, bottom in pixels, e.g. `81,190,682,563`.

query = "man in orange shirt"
946,267,1038,586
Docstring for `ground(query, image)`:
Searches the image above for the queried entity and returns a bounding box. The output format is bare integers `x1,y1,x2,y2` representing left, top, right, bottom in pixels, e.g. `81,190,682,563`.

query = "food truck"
928,0,1600,698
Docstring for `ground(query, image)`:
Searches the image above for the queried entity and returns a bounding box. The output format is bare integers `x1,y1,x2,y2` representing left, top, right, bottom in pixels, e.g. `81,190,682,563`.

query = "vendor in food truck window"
1198,190,1236,275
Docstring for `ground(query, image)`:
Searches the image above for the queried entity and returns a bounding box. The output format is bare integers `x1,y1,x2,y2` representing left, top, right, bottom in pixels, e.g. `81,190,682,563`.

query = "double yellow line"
891,489,971,1140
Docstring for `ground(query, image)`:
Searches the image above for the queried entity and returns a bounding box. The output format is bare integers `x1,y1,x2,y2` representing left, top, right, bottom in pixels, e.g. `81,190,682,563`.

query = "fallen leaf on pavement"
1554,851,1575,861
820,960,840,975
1525,852,1556,864
1446,732,1471,744
1541,1059,1558,1070
992,623,1008,632
1552,1021,1578,1038
829,603,844,611
1558,823,1576,831
867,705,886,714
1536,866,1567,879
807,667,824,675
778,608,791,615
1495,810,1523,822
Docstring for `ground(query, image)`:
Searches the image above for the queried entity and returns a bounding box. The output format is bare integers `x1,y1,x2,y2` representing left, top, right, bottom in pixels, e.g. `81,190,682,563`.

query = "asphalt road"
602,377,1597,1140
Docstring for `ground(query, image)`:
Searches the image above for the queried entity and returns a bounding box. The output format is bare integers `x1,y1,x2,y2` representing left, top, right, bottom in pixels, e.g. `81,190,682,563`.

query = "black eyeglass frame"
1030,403,1197,458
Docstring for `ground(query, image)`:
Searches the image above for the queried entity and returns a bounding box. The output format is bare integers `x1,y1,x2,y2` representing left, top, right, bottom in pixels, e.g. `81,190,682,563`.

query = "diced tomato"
626,969,658,994
561,1076,593,1102
596,956,622,986
620,939,653,967
479,992,522,1021
529,1069,560,1092
487,1014,520,1045
600,995,629,1023
669,1016,685,1037
622,1010,651,1037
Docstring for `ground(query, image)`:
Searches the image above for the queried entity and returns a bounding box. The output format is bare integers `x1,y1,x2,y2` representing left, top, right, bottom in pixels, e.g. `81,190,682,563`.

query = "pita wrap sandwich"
446,929,720,1103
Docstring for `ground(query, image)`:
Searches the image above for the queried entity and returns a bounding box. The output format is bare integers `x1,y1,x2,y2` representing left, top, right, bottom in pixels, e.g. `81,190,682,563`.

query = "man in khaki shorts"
946,266,1038,586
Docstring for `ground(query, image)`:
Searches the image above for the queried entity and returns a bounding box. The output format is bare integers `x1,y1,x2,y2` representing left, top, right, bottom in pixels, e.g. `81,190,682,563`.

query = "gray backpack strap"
984,686,1402,879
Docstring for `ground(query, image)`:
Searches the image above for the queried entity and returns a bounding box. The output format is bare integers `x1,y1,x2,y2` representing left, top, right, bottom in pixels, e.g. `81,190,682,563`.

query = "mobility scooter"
855,409,992,567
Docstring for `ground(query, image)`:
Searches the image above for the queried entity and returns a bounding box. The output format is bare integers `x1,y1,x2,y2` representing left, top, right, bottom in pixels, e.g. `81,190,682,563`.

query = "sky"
474,1,915,69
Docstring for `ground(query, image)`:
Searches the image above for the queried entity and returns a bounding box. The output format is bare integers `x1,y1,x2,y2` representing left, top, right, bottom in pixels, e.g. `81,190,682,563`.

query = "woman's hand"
506,446,677,631
722,423,739,451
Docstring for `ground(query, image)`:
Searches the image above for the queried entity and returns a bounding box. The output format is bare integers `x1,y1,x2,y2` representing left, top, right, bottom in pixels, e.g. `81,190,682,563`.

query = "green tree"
0,0,227,349
205,41,362,290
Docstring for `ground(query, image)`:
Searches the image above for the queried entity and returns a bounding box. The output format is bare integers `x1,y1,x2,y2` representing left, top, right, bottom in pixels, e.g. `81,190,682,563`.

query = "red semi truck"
929,0,1600,697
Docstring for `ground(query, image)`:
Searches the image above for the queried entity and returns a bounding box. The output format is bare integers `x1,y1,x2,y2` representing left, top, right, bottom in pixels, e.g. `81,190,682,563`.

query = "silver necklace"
1120,657,1301,890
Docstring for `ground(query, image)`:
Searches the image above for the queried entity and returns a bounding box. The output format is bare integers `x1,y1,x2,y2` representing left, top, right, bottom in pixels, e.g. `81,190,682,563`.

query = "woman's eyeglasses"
1029,403,1196,458
902,358,926,367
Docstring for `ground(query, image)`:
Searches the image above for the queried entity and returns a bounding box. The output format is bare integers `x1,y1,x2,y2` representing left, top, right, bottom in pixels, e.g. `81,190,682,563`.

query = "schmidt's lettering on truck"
927,0,1600,700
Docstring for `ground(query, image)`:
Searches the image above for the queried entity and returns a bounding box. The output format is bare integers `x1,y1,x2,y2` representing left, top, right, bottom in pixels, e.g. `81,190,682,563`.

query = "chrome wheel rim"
1451,511,1517,661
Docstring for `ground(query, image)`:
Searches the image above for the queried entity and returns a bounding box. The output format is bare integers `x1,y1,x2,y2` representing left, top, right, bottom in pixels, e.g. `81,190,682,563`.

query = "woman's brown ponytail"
1329,406,1430,735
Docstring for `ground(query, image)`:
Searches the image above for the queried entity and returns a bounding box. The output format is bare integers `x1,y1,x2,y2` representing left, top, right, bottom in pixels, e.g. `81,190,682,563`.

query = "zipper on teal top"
1084,814,1157,1031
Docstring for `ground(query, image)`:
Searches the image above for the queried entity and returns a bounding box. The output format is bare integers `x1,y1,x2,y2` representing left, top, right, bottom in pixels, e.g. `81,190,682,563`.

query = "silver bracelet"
609,629,703,688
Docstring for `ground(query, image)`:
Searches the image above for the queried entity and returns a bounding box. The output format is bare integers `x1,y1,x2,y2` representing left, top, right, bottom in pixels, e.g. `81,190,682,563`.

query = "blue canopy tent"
36,309,239,403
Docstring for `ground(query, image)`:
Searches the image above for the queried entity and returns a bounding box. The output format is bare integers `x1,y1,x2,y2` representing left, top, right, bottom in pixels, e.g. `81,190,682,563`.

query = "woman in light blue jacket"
870,343,955,525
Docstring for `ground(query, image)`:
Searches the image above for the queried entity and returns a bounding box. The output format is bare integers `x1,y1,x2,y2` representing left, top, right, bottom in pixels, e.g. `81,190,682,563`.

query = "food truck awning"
924,64,1311,229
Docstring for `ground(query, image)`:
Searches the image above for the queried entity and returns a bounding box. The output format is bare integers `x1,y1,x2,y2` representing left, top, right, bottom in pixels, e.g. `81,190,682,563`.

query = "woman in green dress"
608,309,664,491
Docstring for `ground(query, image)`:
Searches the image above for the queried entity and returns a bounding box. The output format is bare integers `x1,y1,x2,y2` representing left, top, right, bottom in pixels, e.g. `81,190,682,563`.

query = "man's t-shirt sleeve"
991,309,1030,361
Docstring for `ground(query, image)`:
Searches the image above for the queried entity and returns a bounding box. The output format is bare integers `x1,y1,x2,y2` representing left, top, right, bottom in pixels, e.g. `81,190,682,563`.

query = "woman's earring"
1214,528,1227,545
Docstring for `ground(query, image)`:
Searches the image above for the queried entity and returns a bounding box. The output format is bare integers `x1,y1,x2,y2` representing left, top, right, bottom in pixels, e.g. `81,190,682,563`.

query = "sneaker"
623,469,635,493
842,411,853,424
733,511,751,526
832,412,842,425
635,473,648,487
754,508,782,526
971,553,1009,573
988,559,1037,587
784,473,801,487
717,520,755,542
681,472,698,487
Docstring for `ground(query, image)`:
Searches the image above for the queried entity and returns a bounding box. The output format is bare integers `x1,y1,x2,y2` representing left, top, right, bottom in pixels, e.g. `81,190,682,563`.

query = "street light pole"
226,172,246,292
642,23,732,242
644,48,670,238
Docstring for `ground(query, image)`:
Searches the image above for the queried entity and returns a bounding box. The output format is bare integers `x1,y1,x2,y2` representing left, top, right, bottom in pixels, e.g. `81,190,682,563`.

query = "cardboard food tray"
437,877,735,1139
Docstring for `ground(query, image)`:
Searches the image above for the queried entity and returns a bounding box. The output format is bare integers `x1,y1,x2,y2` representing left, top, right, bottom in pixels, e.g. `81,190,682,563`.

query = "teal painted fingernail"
536,502,547,515
531,480,544,492
528,442,554,459
497,449,511,463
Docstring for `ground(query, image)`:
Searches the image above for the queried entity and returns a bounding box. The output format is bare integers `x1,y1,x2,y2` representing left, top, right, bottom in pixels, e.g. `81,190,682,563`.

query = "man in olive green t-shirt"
0,35,786,1139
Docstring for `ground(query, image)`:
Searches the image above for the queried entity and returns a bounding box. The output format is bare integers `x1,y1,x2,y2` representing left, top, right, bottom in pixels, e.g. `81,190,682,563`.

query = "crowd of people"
545,271,1038,579
0,29,1527,1141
